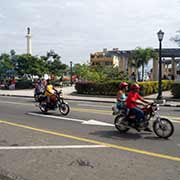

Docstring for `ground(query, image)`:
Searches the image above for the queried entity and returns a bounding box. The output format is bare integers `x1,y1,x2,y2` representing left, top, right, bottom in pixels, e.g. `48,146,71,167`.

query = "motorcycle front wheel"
59,103,70,116
39,102,48,113
34,94,39,102
114,115,130,133
153,118,174,139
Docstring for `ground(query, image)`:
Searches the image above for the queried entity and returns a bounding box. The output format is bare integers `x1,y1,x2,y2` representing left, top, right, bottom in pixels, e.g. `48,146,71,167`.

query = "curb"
1,94,180,107
0,94,115,104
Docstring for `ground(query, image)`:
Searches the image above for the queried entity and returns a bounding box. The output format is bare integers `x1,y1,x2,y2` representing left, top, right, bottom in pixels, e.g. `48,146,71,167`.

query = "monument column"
152,58,158,80
26,27,32,55
171,57,177,80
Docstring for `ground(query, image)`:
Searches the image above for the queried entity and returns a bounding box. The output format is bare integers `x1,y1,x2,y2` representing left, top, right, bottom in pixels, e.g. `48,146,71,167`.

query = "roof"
92,48,180,58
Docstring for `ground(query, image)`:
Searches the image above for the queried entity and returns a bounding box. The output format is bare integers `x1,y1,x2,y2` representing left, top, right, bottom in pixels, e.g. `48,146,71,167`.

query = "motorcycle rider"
44,79,58,105
126,83,152,132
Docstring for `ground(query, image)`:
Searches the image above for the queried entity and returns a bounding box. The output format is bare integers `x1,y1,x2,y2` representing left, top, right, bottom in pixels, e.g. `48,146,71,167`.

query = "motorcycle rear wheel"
114,115,130,133
59,103,70,116
153,118,174,139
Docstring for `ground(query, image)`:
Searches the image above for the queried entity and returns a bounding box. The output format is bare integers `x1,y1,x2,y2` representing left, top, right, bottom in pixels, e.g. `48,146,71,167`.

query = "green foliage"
171,82,180,98
15,54,46,77
45,50,67,76
73,64,127,82
0,53,14,78
129,47,158,81
0,50,67,79
75,80,121,95
75,80,173,96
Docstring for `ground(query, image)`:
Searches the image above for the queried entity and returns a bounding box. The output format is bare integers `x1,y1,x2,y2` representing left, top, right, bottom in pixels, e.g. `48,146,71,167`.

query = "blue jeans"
129,107,144,125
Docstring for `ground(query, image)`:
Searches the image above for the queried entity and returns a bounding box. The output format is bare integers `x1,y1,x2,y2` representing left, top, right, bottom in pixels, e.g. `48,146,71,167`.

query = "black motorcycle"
37,90,70,116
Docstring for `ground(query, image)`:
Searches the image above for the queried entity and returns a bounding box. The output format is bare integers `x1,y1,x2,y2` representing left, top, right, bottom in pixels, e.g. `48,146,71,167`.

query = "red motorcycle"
113,103,174,138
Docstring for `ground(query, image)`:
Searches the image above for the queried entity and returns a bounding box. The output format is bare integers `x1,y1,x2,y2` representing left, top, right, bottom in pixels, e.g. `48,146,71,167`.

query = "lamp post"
70,61,73,86
157,30,164,100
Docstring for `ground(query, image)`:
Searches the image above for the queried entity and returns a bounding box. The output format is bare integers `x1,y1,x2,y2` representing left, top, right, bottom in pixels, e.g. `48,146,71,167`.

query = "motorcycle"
37,90,70,116
34,86,44,102
113,103,174,138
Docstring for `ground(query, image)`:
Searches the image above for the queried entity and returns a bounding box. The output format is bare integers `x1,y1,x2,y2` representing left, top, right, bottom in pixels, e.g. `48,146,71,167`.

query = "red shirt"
126,91,143,109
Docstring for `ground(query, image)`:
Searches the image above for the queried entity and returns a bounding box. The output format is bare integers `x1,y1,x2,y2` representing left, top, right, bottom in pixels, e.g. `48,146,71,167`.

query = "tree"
44,50,67,76
16,54,46,78
129,47,157,81
0,53,13,78
73,63,128,82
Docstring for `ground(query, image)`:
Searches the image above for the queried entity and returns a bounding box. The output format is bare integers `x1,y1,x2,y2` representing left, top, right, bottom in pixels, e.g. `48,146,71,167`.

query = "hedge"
15,79,33,89
171,82,180,98
75,80,173,96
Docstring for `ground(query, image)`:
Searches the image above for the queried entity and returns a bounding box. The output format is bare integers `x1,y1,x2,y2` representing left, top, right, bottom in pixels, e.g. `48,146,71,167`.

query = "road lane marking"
82,119,114,126
0,120,179,162
0,145,107,150
28,112,84,123
27,112,114,127
1,100,180,123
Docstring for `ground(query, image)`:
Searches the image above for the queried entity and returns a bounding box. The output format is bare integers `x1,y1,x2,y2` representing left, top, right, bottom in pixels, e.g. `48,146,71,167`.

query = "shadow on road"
89,130,142,141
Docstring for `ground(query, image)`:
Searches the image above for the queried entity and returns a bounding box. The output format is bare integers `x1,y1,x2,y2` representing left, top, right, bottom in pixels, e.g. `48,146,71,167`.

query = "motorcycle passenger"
35,79,44,95
117,82,128,108
112,82,128,115
44,79,58,106
126,83,152,132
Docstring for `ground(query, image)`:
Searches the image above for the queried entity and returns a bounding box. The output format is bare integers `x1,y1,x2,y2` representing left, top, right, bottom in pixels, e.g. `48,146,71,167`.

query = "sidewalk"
0,86,180,107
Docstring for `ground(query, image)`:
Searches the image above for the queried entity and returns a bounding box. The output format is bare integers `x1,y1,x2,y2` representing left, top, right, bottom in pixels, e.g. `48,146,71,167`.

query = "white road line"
27,112,114,126
28,112,180,126
1,100,180,124
28,112,84,123
0,145,107,150
82,119,114,127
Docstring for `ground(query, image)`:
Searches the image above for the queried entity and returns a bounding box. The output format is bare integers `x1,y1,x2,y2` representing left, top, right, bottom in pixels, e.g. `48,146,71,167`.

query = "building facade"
90,48,180,81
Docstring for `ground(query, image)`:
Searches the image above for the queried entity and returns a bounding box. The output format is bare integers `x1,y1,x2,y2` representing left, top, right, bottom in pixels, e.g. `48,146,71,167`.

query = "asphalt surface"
0,96,179,180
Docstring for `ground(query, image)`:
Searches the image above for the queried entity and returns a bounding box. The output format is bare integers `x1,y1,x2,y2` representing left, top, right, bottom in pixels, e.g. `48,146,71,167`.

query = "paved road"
0,96,179,180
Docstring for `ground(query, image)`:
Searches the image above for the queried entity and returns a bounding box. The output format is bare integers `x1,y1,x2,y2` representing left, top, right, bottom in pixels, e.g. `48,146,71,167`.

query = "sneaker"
144,127,152,132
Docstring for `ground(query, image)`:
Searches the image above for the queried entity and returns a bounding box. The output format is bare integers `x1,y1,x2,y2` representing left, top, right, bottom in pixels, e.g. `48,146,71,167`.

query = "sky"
0,0,180,65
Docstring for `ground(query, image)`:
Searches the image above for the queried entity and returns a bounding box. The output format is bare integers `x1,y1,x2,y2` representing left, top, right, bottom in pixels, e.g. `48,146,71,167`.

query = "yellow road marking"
1,100,180,121
0,120,179,162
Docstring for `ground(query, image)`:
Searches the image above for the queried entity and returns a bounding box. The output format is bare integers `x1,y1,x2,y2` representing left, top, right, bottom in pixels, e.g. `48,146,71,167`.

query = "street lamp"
70,61,73,86
157,30,164,100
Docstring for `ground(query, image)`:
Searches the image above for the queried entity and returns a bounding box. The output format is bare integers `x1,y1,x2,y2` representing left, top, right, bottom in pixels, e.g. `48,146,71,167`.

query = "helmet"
119,82,128,89
131,83,140,90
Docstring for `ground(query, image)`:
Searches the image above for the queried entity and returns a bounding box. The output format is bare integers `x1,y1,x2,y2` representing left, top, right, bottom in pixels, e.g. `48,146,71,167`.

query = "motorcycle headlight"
157,104,160,110
152,104,159,111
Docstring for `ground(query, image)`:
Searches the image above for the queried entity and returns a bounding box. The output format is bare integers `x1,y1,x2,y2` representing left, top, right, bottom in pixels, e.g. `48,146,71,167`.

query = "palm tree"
129,47,157,81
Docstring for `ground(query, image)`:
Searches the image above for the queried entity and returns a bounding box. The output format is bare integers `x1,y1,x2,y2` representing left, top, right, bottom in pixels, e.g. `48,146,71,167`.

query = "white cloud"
0,0,180,64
